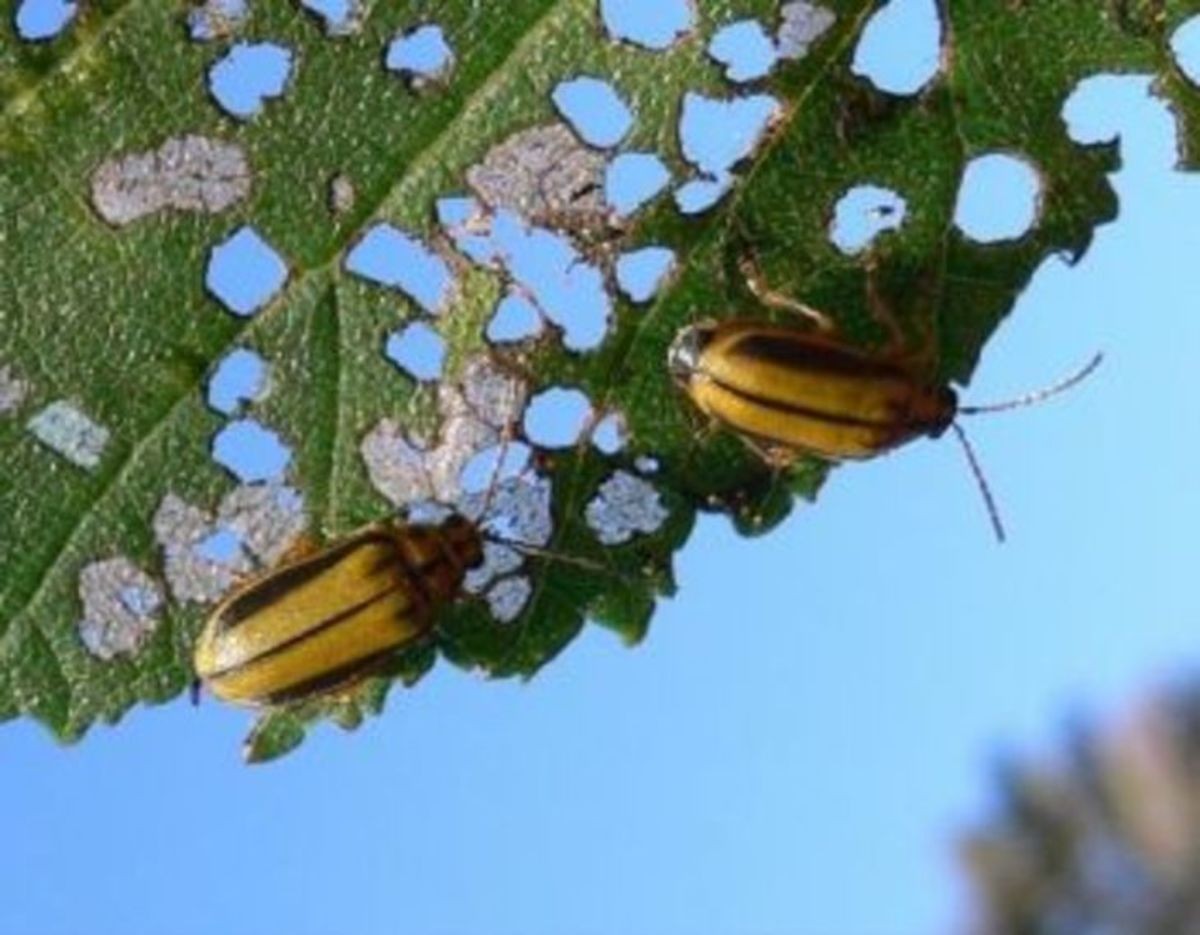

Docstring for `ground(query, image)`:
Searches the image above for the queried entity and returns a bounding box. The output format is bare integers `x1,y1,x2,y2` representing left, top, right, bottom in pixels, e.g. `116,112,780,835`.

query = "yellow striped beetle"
193,515,483,707
668,316,1101,540
669,319,958,462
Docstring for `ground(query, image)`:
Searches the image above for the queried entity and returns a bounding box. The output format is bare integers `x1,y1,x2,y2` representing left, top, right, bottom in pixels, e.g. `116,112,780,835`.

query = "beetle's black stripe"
726,333,907,382
257,645,404,706
208,580,408,681
216,531,396,631
707,372,905,431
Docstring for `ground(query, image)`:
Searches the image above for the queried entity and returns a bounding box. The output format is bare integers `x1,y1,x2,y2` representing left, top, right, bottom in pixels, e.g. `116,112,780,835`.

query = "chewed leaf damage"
90,136,251,227
76,558,164,661
0,0,1175,764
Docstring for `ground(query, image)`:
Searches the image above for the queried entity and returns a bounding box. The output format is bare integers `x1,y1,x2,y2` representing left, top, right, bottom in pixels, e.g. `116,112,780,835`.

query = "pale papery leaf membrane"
0,0,1193,760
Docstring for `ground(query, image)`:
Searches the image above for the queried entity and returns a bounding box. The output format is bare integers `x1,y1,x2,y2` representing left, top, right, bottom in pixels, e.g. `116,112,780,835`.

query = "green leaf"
1,0,1196,758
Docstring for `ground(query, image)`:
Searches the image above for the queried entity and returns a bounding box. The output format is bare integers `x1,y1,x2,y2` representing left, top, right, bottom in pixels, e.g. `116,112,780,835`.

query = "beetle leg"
737,433,798,470
693,415,724,449
861,257,941,374
739,255,836,333
863,255,909,359
675,408,731,484
328,680,367,707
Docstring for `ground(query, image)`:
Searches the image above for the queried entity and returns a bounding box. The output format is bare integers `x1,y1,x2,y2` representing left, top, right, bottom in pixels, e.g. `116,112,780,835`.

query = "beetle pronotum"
667,269,1101,541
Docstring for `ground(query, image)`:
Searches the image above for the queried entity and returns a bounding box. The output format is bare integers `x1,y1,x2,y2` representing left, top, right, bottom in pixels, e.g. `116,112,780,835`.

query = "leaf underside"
1,0,1197,760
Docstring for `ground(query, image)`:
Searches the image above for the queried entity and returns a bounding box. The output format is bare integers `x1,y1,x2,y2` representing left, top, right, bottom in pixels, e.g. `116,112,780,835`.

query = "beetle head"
440,513,485,571
927,386,959,438
667,321,717,385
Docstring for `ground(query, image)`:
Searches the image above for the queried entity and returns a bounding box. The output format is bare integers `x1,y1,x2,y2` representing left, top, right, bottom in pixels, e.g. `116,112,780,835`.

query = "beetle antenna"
950,422,1006,543
959,352,1103,416
477,426,514,519
484,533,644,588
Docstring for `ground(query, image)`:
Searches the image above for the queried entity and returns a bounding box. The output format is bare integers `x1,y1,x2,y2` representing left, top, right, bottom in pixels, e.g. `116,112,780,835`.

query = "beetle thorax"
438,514,485,573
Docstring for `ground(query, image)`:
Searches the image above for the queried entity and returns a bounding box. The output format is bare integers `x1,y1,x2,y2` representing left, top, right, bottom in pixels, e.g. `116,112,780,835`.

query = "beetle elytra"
193,515,484,708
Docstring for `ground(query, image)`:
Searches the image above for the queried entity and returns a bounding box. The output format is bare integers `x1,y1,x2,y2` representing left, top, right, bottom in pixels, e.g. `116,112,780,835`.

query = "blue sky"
7,5,1200,935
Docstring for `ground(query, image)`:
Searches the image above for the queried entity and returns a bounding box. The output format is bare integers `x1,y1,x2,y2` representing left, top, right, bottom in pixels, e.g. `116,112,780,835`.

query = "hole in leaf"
523,387,593,448
220,483,306,566
591,412,626,455
207,348,269,416
675,176,732,214
442,208,611,351
585,471,669,545
14,0,76,41
195,527,244,564
76,558,163,661
119,584,160,619
851,0,941,95
438,196,498,264
679,91,780,175
495,215,610,349
436,196,476,228
153,496,242,604
776,1,836,60
208,42,294,120
91,135,251,227
464,542,524,595
615,246,676,303
552,77,634,148
385,322,446,382
709,20,778,83
599,0,693,50
1062,75,1132,146
464,474,553,547
154,487,303,603
459,441,532,494
26,401,109,470
345,223,453,313
299,0,362,36
487,292,543,343
386,24,455,85
1061,75,1174,168
830,184,907,254
188,0,247,41
1172,16,1200,86
677,91,779,210
206,226,288,317
605,152,671,216
212,419,292,483
954,154,1041,243
362,355,529,509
